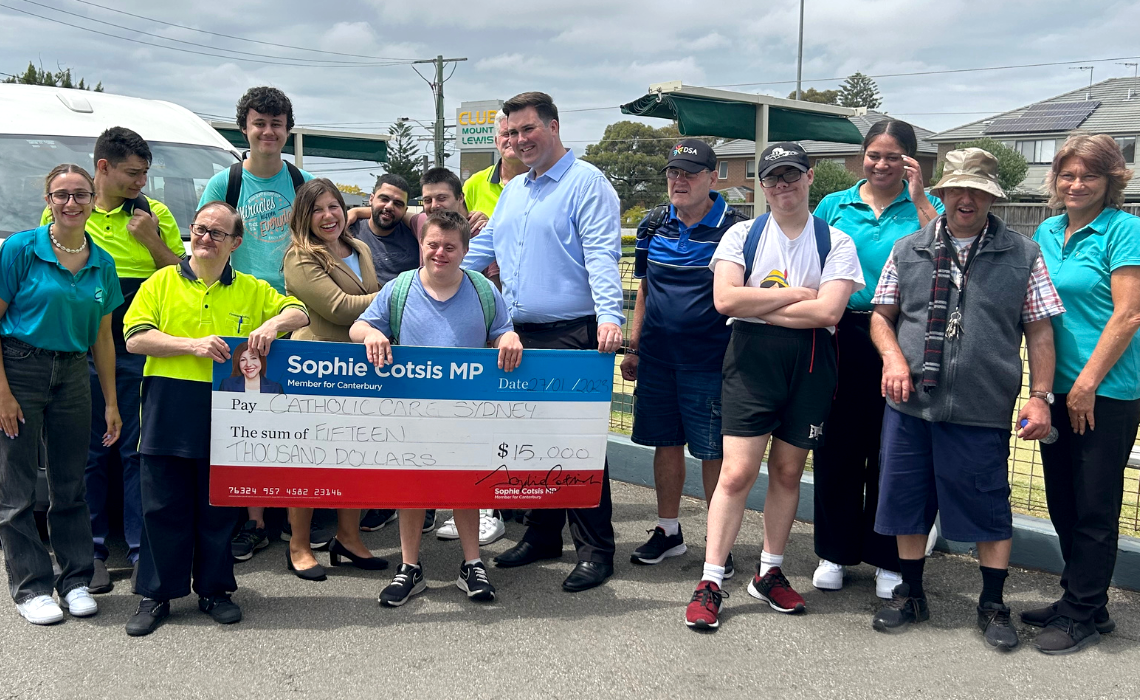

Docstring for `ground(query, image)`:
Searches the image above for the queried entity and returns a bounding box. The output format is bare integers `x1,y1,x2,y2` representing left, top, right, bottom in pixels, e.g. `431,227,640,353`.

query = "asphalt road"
1,480,1139,699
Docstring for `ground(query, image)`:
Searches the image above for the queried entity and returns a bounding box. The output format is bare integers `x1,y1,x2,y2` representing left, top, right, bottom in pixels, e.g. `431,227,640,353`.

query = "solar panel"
985,101,1100,135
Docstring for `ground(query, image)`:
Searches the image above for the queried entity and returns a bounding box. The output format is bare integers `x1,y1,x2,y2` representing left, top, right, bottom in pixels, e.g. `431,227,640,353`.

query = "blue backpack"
742,213,832,283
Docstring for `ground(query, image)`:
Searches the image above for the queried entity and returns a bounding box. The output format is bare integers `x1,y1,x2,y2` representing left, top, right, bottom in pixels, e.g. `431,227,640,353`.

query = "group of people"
0,84,1136,657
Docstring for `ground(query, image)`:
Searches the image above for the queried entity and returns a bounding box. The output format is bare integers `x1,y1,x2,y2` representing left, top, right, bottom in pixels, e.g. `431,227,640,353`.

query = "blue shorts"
631,356,722,460
875,406,1013,543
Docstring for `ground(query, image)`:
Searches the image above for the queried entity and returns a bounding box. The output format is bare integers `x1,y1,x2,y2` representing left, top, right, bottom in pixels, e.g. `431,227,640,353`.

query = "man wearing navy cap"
622,139,746,572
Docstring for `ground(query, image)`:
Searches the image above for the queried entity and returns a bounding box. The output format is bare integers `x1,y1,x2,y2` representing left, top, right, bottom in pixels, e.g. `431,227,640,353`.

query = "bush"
809,160,858,209
621,234,637,247
622,204,648,228
932,138,1029,195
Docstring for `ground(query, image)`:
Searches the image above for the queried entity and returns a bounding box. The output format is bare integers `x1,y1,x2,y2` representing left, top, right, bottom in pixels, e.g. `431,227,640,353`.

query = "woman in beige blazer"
282,179,387,580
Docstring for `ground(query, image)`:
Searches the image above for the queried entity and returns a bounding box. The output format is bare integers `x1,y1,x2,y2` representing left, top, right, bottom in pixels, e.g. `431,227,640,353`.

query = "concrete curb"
607,433,1140,592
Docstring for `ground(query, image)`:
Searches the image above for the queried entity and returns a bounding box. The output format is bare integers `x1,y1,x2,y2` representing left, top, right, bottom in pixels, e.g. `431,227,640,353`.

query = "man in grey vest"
868,148,1065,651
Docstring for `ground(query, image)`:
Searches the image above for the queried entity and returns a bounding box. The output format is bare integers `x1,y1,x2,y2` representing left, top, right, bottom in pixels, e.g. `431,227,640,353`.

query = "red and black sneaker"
685,580,728,631
747,565,806,614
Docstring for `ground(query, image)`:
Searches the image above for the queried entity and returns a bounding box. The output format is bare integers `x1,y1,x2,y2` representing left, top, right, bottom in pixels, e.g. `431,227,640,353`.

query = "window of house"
1115,137,1136,163
746,159,755,178
717,161,728,178
1014,139,1058,164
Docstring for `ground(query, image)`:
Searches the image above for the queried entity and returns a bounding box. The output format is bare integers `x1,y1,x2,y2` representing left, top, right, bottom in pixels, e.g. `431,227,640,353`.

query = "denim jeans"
0,338,93,603
86,352,144,564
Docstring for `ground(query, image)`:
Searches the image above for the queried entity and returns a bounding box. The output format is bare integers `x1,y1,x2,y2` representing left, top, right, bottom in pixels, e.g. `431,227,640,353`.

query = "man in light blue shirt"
462,91,622,593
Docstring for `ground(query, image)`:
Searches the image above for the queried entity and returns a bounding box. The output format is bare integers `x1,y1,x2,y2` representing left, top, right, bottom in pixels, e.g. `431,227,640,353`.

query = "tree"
787,88,839,105
931,137,1029,196
583,121,694,211
837,72,881,109
809,159,858,209
383,122,422,198
621,204,648,228
3,61,103,91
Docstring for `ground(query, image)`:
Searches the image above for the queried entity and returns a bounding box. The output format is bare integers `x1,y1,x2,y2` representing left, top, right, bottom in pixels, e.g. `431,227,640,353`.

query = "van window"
0,135,238,238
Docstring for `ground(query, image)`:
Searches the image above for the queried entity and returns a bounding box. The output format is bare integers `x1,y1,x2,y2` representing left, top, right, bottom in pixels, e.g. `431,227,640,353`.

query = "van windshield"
0,135,238,238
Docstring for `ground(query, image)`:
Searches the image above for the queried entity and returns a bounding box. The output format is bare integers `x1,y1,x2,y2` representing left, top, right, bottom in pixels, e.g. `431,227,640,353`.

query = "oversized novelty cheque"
209,338,612,509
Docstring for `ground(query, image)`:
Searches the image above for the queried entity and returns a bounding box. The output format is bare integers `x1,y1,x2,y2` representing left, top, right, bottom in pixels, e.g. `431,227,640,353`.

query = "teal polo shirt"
814,181,944,311
1034,208,1140,400
0,225,124,352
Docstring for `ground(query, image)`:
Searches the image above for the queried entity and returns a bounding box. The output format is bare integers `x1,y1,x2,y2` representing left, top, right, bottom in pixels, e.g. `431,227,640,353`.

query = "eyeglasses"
48,190,94,205
665,168,709,180
190,223,236,241
760,170,804,188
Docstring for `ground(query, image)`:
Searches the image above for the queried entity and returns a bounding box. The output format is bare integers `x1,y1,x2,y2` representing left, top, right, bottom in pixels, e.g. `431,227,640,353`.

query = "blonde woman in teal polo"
809,120,942,599
1025,134,1140,655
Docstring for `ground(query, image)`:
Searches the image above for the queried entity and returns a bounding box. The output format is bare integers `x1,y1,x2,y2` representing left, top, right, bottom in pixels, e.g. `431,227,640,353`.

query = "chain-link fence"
609,257,1140,538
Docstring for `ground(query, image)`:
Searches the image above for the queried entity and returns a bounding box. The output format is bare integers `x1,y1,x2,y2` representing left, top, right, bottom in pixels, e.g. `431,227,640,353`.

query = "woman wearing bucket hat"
810,119,943,600
1023,134,1140,655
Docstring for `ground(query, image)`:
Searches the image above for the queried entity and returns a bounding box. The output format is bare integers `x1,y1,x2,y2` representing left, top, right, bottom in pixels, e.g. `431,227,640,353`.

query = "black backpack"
223,161,305,208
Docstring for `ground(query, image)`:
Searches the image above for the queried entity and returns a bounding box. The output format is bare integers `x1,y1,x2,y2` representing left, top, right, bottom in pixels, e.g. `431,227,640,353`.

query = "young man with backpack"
198,86,313,560
350,210,523,607
685,142,864,631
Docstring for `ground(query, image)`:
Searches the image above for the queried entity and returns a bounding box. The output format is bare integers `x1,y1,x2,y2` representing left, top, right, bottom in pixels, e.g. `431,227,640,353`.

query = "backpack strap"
224,162,244,208
387,269,418,345
284,161,305,192
812,215,832,271
633,204,670,279
741,213,770,284
463,269,498,341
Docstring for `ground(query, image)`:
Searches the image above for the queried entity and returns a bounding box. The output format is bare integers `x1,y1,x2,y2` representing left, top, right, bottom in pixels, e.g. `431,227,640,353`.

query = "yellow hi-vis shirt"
462,163,504,216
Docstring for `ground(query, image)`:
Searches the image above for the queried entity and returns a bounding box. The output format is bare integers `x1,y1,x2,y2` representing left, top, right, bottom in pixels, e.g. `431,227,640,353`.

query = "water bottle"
1020,419,1058,444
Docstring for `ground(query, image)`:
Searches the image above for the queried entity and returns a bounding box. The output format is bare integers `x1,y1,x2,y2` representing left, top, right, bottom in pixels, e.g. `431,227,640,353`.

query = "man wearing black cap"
621,139,746,569
685,142,864,631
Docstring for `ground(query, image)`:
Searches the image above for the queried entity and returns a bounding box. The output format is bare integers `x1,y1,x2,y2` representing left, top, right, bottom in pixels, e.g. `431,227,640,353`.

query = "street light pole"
795,0,804,100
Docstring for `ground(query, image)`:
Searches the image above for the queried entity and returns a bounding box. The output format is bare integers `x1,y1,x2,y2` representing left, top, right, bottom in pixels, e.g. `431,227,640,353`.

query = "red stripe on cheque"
210,465,604,509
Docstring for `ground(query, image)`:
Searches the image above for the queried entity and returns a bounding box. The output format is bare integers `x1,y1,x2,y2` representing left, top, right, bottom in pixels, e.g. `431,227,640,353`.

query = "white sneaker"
812,559,845,590
926,522,939,557
479,510,506,546
63,587,98,617
16,595,64,625
875,568,903,599
436,515,459,540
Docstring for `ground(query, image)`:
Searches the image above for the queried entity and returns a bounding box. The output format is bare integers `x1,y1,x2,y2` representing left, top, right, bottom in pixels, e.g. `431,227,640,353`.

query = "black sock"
899,558,925,599
979,566,1008,606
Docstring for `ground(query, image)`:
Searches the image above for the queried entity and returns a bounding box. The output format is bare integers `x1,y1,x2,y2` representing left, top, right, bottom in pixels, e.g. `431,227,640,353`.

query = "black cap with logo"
758,142,811,179
663,138,717,174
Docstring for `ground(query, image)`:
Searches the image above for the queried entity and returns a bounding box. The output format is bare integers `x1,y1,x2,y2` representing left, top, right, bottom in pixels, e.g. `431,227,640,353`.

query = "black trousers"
136,454,239,601
515,317,615,565
811,311,900,571
1040,394,1140,623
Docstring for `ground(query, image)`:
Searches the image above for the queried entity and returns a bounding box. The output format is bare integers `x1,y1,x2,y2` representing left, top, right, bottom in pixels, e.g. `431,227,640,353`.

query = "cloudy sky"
3,0,1139,188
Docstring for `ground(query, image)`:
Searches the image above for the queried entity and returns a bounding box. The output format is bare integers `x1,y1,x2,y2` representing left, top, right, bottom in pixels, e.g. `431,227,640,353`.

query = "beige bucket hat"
931,147,1006,199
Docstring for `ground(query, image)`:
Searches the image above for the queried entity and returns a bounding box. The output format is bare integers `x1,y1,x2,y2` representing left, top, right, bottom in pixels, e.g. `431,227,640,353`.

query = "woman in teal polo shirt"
0,164,123,626
810,120,943,599
1025,134,1140,655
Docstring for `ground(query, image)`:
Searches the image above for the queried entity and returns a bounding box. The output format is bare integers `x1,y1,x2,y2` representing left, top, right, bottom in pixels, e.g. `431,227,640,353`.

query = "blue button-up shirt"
463,149,624,326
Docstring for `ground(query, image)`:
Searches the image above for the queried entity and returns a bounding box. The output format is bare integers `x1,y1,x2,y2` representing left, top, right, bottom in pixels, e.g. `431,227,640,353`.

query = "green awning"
620,92,863,144
214,127,388,162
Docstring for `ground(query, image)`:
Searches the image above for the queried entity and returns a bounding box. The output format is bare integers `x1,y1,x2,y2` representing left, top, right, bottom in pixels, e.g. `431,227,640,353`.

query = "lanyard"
942,224,985,339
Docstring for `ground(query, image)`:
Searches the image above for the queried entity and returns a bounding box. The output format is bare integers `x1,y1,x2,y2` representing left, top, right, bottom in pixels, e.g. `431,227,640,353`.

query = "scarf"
920,215,993,391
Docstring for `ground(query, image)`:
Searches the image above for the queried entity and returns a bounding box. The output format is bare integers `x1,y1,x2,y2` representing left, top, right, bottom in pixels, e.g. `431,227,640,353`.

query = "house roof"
712,111,939,159
718,185,753,203
930,77,1140,142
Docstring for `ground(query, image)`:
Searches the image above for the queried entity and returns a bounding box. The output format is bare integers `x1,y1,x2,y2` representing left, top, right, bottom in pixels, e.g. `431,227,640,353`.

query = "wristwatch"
1029,390,1054,405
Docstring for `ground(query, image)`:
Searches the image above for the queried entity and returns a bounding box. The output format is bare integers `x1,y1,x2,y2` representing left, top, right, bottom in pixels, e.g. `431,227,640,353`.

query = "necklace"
49,224,87,255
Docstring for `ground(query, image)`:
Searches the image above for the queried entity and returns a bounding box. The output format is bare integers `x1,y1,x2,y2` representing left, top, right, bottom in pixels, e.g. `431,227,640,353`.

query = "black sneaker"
360,509,397,532
1022,602,1116,635
231,520,269,561
977,602,1019,651
1034,615,1101,655
90,558,113,594
125,598,169,637
422,510,437,533
724,552,735,580
872,583,929,632
380,563,426,607
199,594,242,625
280,520,335,550
631,525,686,564
457,561,496,602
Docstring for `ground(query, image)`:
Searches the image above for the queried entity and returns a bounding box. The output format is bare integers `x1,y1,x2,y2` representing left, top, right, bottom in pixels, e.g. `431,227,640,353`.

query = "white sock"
701,563,725,587
657,517,680,537
759,551,784,577
464,558,482,567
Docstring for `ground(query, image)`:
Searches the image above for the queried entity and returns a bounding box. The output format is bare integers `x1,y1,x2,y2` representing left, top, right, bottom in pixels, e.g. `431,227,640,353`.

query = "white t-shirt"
709,216,865,333
342,250,362,281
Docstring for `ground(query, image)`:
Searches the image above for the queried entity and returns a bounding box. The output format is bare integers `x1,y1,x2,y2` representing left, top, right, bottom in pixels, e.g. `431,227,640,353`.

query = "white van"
0,83,240,239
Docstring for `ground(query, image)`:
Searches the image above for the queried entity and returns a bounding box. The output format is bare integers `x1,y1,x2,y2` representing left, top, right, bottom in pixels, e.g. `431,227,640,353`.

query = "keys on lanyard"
946,309,963,339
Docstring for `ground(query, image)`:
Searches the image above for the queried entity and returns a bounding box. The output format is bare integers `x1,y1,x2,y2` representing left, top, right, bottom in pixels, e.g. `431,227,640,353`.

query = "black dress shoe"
562,561,613,592
286,548,327,581
328,538,389,570
493,541,562,568
125,598,169,637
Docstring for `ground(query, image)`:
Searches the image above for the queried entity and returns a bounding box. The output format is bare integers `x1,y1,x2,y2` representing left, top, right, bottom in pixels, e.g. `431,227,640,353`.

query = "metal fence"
609,256,1140,538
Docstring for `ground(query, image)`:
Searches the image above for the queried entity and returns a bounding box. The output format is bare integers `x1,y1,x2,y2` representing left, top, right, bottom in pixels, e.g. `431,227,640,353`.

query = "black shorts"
720,322,837,449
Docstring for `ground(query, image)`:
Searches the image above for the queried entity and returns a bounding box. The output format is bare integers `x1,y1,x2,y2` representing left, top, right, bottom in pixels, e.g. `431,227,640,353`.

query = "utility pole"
795,0,805,100
412,55,467,168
